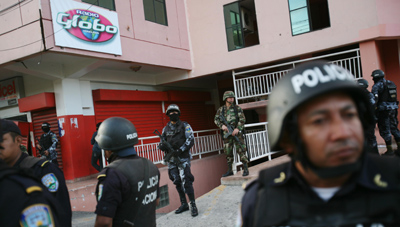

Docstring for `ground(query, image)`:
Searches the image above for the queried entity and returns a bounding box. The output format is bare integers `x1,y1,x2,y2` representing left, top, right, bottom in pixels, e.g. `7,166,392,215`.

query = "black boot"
175,192,189,214
222,163,233,177
190,201,198,217
242,162,249,177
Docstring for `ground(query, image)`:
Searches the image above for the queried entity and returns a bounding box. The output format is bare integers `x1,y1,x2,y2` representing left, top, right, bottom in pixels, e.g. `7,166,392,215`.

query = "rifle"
35,136,47,159
153,129,180,165
219,114,251,162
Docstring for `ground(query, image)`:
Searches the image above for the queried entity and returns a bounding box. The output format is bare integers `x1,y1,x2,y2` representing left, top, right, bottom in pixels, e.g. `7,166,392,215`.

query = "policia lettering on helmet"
357,78,379,154
37,122,59,166
214,91,249,177
0,119,72,227
94,117,160,227
158,104,198,217
239,61,400,227
371,69,400,156
0,120,62,227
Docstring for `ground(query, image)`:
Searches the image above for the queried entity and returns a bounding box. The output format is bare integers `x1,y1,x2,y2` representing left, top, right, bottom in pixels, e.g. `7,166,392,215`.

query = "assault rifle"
219,114,251,162
35,136,47,159
153,129,180,165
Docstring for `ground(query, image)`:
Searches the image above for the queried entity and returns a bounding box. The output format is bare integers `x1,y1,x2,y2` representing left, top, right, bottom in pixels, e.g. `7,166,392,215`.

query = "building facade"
0,0,399,204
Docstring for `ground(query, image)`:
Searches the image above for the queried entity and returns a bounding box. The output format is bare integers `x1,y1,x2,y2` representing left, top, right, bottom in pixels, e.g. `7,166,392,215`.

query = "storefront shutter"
31,108,63,170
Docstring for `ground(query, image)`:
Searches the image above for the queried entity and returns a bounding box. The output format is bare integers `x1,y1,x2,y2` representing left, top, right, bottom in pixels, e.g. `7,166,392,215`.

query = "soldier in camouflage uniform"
214,91,249,177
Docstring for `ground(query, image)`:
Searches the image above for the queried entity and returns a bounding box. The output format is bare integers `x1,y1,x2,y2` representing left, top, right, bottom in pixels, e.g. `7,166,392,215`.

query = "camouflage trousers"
223,135,248,165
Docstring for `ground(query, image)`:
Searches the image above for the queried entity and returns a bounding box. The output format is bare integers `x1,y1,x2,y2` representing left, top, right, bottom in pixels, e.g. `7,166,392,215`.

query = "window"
223,0,259,51
156,185,169,209
82,0,116,11
143,0,168,26
288,0,330,36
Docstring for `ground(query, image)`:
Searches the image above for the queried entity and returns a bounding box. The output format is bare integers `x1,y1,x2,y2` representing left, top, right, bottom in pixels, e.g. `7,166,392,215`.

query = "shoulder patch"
185,125,192,132
20,204,54,227
97,184,104,201
41,173,59,192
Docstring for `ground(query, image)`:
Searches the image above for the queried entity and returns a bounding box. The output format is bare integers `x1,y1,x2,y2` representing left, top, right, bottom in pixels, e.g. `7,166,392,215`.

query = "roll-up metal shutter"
93,101,165,138
31,109,63,170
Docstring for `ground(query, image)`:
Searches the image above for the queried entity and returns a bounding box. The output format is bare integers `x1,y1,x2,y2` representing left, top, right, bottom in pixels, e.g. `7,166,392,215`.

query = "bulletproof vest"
107,157,158,227
380,80,397,103
164,121,189,158
252,157,400,227
222,105,239,128
41,132,54,150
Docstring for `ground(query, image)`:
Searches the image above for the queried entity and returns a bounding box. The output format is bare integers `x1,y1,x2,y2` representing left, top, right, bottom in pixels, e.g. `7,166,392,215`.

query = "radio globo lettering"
57,13,118,34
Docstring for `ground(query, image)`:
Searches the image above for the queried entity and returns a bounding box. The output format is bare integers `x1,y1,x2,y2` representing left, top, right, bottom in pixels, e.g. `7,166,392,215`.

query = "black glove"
158,142,167,151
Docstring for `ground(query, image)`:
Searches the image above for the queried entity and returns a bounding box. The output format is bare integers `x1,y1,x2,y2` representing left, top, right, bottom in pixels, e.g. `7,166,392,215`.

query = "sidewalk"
70,155,291,226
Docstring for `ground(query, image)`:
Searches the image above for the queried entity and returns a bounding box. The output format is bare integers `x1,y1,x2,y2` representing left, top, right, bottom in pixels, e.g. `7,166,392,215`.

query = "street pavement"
71,155,291,226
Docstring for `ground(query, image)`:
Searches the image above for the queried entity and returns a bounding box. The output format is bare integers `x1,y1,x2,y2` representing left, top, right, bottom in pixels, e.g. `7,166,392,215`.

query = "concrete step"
221,155,291,187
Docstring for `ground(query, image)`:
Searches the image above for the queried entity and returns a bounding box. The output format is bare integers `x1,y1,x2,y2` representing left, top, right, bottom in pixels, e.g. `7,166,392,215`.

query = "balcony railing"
135,129,224,164
233,48,362,104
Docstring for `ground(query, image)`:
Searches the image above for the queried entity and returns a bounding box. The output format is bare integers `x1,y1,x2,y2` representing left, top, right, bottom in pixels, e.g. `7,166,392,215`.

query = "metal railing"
233,48,362,103
233,122,275,171
135,129,224,164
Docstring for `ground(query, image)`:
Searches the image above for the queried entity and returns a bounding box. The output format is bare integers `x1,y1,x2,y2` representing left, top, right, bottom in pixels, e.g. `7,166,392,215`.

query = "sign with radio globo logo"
50,0,122,55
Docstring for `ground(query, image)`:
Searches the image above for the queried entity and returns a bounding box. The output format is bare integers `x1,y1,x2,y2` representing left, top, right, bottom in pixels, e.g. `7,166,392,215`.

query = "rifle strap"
222,105,239,128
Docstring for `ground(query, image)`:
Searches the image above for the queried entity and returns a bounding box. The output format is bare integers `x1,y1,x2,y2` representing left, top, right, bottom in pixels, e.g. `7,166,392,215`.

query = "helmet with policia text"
95,117,138,156
166,104,180,116
357,78,368,89
371,69,385,80
267,61,373,178
223,91,235,101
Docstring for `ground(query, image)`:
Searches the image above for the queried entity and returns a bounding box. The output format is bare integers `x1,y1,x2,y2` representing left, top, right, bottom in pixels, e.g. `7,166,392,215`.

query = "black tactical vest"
107,157,158,227
40,132,54,150
252,156,400,227
380,80,397,103
164,121,189,158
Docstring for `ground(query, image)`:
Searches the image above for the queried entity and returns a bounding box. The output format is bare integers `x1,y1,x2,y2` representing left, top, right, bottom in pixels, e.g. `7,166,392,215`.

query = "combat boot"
395,142,400,157
175,192,189,214
384,144,394,156
190,201,198,217
222,163,233,177
242,163,249,177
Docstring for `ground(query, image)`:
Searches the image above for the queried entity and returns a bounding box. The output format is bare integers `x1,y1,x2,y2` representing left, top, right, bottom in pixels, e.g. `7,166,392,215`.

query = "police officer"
0,119,72,227
158,104,198,217
214,91,249,177
0,159,62,227
37,122,59,166
91,122,103,172
95,117,160,227
240,61,400,226
371,69,400,155
358,78,379,154
0,120,61,227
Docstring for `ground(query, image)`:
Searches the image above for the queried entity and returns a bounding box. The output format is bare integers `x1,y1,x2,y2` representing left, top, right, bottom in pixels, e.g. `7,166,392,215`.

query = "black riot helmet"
41,122,51,133
268,60,373,178
357,78,369,89
166,104,181,116
95,117,138,156
371,69,385,82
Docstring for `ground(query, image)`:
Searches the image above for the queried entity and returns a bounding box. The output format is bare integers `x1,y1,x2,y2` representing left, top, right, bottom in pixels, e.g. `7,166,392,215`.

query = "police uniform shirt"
14,152,72,226
95,156,161,223
240,153,400,227
0,166,61,227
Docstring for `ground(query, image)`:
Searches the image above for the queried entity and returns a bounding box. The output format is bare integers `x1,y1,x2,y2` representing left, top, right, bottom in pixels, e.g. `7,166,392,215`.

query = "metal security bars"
233,48,362,104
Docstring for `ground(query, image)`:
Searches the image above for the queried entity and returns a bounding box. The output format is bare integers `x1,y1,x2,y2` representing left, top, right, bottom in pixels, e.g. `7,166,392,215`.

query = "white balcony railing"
135,129,224,164
233,48,362,104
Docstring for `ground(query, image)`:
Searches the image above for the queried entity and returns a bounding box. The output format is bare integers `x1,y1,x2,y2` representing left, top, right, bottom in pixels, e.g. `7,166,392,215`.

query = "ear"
279,135,295,155
16,135,23,145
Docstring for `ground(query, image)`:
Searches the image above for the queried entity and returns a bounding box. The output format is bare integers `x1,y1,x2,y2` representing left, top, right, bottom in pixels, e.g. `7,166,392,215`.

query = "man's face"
226,97,234,104
0,133,21,165
296,92,364,168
